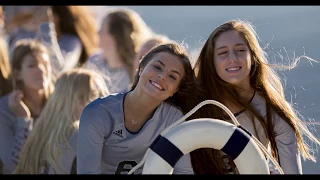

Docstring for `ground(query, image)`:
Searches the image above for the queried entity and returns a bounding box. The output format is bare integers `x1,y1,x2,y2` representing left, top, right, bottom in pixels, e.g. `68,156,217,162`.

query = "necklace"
127,112,139,124
124,93,139,125
132,119,138,124
125,102,139,125
129,108,139,124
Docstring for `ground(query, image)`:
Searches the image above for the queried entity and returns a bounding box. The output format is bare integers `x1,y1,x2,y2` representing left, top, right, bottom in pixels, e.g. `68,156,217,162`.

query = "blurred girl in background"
14,68,109,174
85,8,154,94
0,39,54,174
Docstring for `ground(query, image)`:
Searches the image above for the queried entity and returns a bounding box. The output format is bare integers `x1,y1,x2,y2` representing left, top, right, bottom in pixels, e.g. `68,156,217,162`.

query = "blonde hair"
14,68,109,174
0,36,12,97
104,8,154,82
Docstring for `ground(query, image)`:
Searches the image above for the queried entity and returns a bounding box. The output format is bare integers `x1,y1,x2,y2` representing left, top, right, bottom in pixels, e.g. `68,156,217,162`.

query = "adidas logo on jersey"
113,129,123,138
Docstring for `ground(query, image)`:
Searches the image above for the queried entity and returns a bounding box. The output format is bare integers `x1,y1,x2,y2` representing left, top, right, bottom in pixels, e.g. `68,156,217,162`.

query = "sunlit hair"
14,68,109,174
104,8,154,82
10,39,54,107
143,34,172,49
192,19,320,174
51,6,99,65
0,36,12,97
137,34,173,62
131,43,204,115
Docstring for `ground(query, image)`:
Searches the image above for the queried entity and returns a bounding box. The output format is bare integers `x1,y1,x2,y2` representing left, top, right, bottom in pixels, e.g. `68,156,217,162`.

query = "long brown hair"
51,6,99,66
0,36,12,97
192,19,320,174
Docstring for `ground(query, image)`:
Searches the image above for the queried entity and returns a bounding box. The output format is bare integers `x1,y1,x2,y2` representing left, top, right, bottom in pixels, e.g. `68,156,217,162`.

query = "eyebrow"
216,43,247,50
156,60,181,76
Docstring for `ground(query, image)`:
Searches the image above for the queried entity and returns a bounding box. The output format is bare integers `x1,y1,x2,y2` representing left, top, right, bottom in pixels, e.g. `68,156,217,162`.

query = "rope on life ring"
128,100,284,174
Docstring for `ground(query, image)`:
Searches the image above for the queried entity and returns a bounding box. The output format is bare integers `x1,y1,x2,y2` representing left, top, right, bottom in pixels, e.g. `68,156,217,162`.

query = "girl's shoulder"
156,102,184,120
83,93,126,114
161,101,183,112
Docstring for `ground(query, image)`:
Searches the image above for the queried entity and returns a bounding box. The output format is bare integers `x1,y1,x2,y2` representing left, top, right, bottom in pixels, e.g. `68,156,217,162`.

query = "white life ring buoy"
142,118,270,174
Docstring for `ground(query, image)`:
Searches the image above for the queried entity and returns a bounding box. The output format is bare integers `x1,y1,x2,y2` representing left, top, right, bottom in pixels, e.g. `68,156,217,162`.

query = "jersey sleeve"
165,106,185,127
0,115,33,174
273,113,302,174
77,99,113,174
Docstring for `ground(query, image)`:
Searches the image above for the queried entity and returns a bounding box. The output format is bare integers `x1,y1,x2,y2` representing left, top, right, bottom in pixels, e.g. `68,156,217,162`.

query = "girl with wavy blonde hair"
14,68,109,174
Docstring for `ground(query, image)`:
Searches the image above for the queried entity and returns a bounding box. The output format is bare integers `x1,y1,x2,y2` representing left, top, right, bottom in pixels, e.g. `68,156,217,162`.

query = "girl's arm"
0,113,33,174
77,100,112,174
273,114,302,174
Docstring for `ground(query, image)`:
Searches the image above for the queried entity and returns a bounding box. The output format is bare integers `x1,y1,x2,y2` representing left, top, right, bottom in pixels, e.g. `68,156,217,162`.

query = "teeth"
151,81,164,90
227,67,240,71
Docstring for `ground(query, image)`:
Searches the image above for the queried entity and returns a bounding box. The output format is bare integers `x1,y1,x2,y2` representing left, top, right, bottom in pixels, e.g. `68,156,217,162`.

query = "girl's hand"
8,90,31,118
